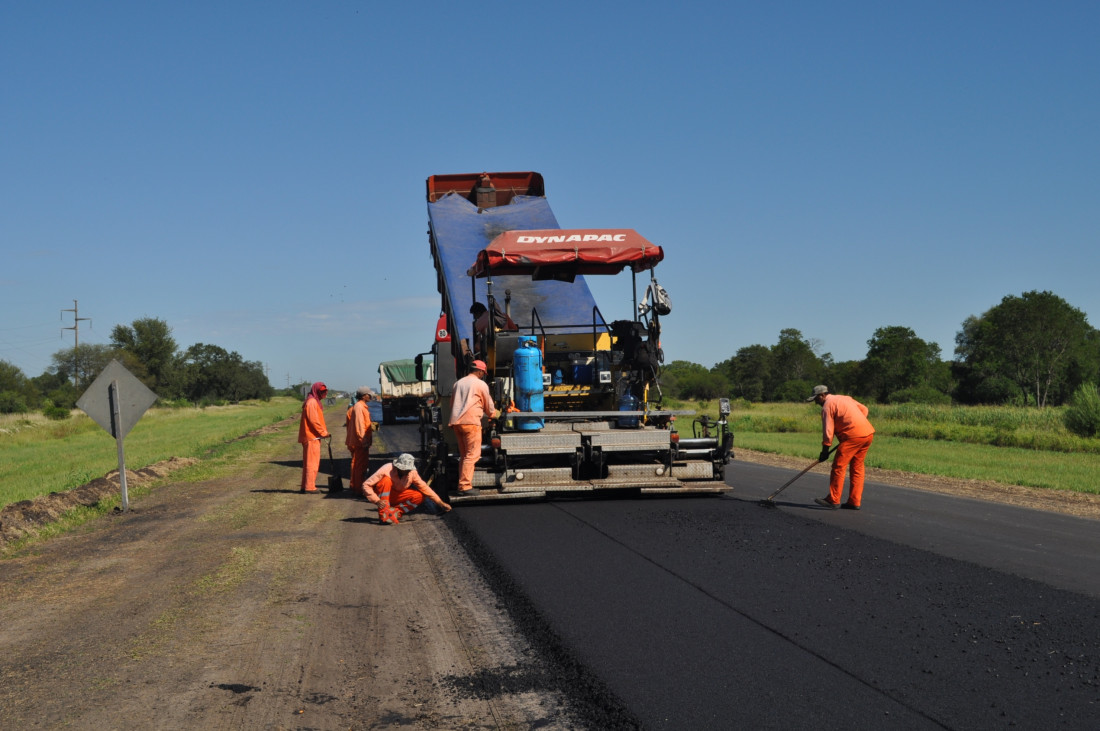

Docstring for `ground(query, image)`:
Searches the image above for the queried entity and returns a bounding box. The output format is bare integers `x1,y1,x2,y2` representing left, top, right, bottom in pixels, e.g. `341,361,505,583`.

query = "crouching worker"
361,453,451,525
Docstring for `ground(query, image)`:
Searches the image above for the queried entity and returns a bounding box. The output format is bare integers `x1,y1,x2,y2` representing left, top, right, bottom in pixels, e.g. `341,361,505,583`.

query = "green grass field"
673,399,1100,494
0,398,303,508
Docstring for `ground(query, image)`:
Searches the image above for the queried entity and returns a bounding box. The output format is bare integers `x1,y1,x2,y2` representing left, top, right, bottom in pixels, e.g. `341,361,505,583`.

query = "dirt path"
0,410,575,729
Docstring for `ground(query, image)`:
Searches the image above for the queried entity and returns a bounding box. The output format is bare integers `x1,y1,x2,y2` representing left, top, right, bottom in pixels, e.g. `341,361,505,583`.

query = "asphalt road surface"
388,421,1100,729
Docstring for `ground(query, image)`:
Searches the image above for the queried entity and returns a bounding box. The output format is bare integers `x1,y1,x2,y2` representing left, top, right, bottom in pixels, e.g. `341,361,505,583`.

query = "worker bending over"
344,386,374,494
448,359,496,497
298,382,330,494
808,385,875,510
361,453,450,524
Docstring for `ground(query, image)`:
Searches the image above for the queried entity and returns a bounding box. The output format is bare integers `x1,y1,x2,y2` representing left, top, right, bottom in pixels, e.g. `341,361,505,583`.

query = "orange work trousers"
451,424,482,492
301,440,321,492
349,445,370,494
373,475,427,522
828,433,874,507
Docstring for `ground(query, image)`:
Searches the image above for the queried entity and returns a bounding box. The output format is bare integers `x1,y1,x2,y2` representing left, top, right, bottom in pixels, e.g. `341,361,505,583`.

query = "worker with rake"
361,453,450,524
808,385,875,510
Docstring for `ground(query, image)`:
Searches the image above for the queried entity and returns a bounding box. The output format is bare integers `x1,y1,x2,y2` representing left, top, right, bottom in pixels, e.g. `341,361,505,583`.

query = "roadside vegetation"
0,316,303,418
0,398,302,509
660,290,1097,411
674,398,1100,494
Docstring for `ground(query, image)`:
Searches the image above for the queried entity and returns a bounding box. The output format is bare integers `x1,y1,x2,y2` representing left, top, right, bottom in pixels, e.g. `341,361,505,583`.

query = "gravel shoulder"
0,411,576,729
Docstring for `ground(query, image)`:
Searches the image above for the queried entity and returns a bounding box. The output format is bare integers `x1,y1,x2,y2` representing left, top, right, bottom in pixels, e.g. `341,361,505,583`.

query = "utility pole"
61,299,92,386
61,299,92,348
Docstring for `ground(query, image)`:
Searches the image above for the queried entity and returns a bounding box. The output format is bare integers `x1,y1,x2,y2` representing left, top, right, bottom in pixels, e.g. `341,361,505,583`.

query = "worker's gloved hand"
818,447,831,462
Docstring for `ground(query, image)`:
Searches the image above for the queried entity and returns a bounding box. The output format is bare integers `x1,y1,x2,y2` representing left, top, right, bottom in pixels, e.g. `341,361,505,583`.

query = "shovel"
758,445,837,507
326,436,344,493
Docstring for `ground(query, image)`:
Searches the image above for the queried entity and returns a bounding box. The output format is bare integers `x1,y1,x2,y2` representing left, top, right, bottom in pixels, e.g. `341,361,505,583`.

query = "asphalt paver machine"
418,172,732,502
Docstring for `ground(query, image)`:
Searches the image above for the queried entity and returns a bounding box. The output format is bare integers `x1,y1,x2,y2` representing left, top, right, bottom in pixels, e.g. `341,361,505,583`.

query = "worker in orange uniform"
361,453,451,524
298,382,331,493
447,359,496,498
808,385,875,510
344,386,374,495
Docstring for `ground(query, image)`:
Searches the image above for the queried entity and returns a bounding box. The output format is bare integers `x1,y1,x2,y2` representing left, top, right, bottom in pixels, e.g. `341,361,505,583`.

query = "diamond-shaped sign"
77,360,159,439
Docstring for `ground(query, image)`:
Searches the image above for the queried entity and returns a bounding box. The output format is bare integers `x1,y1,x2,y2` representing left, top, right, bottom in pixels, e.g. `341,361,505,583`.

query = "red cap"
471,360,487,372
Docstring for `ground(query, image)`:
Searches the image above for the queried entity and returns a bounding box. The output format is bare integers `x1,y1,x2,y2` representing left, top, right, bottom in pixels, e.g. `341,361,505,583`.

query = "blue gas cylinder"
512,336,544,431
618,392,640,428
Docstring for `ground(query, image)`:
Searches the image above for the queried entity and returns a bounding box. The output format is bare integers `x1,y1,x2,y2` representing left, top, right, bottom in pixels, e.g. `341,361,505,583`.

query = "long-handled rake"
758,446,837,508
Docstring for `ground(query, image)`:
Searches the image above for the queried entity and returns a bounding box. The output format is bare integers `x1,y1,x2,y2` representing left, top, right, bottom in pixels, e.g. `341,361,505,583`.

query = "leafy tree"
952,316,996,404
772,378,815,403
955,291,1097,407
862,326,947,403
0,359,27,392
179,343,272,403
30,370,79,412
0,360,38,412
660,360,709,400
46,345,146,406
718,345,772,402
110,317,179,394
767,329,827,401
0,391,29,414
825,360,862,397
677,369,730,400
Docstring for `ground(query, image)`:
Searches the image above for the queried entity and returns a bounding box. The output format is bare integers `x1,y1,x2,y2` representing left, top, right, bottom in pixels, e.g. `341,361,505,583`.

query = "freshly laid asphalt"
448,460,1100,729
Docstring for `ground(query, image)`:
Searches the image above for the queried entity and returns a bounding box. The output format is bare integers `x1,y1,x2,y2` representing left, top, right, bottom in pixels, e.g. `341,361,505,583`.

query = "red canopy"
467,229,664,279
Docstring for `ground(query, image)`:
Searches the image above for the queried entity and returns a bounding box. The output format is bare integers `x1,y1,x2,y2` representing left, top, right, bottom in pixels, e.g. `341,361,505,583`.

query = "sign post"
76,360,158,513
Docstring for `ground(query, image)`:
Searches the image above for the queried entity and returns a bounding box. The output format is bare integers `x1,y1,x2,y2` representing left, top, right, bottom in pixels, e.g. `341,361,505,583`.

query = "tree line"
5,290,1096,419
661,290,1099,409
0,317,275,415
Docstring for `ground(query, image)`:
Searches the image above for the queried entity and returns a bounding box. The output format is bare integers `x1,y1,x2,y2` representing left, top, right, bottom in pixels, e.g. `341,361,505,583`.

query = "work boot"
814,497,839,509
841,502,861,511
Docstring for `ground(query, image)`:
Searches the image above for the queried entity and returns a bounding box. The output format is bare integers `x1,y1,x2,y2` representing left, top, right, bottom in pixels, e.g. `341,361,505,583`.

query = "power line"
0,321,56,332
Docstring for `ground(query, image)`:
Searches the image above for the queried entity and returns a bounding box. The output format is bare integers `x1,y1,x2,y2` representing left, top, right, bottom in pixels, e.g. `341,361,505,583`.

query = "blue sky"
3,1,1098,392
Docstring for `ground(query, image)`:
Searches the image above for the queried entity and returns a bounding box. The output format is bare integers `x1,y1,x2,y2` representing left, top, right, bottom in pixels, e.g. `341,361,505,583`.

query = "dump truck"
418,171,733,502
377,358,433,425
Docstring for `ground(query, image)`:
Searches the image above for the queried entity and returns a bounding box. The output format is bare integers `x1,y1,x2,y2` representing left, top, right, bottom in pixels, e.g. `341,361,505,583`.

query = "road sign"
76,360,159,511
77,360,158,439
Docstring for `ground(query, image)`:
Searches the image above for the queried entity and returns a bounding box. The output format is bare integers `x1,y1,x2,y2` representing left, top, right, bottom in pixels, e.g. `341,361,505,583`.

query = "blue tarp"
428,193,602,353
